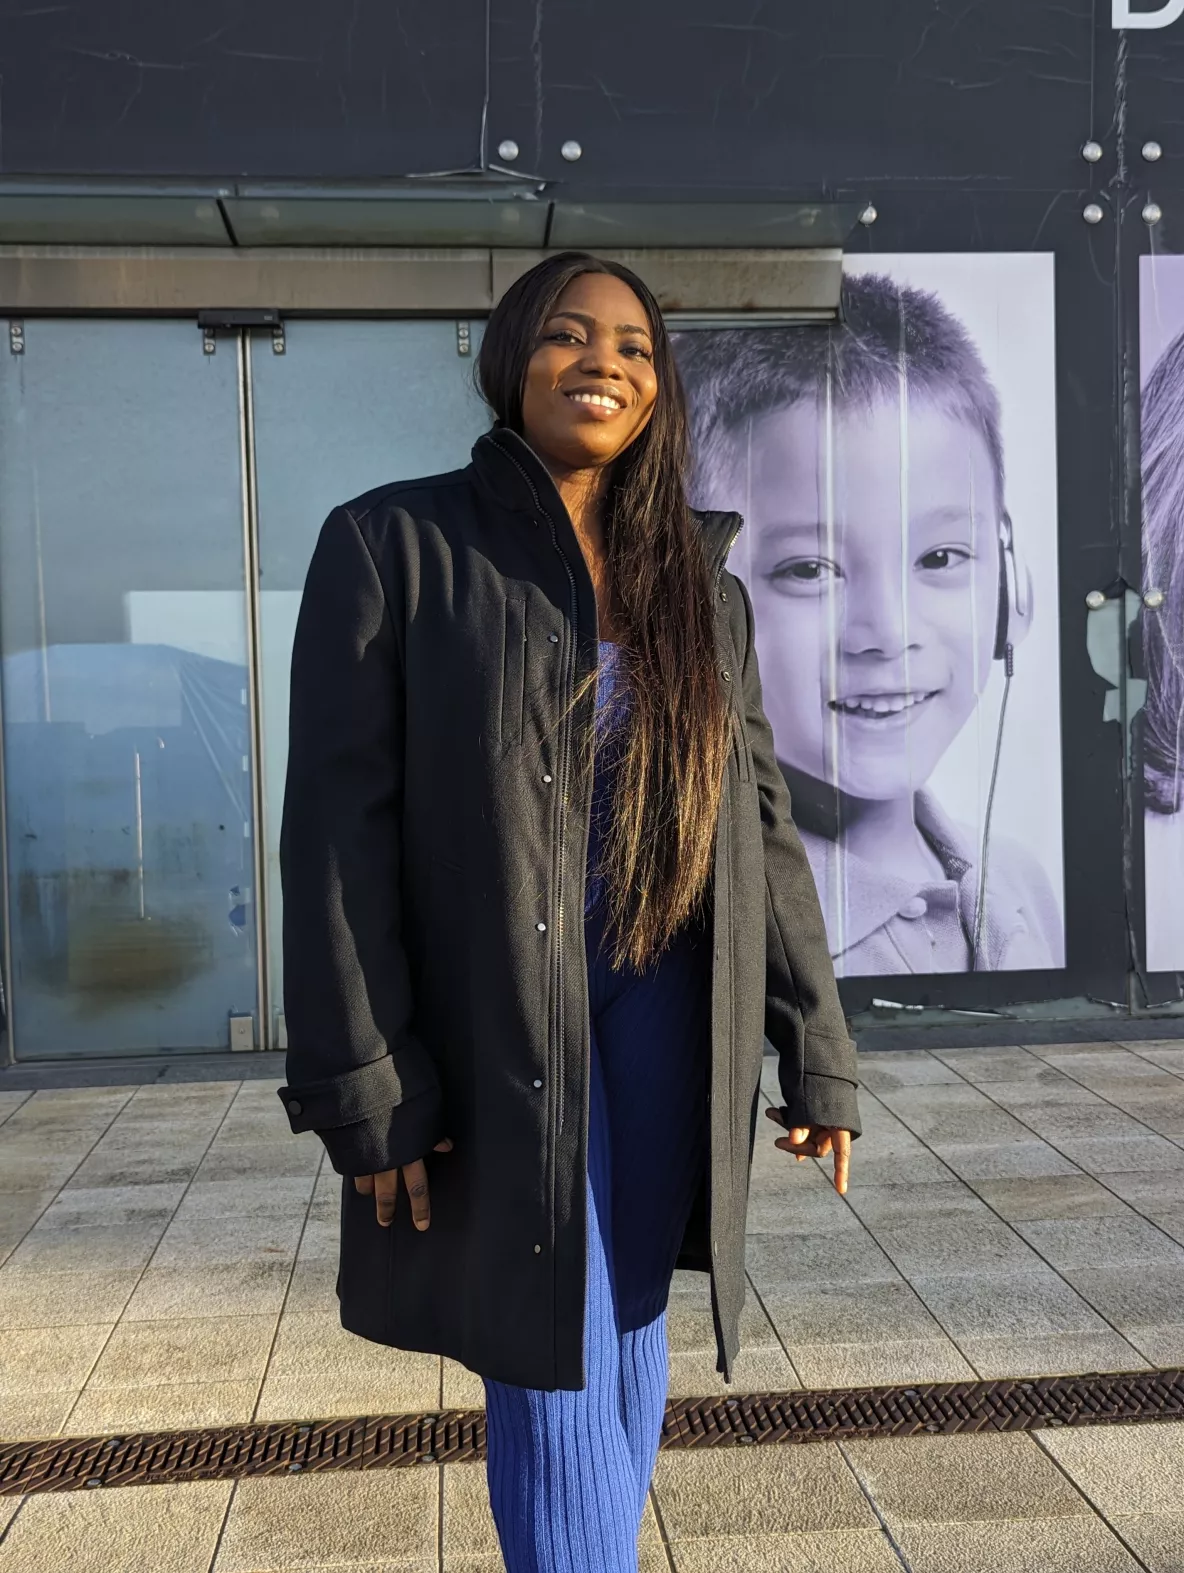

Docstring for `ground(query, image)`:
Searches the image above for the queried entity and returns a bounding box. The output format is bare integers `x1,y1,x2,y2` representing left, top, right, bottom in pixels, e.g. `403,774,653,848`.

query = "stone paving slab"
3,1041,1184,1441
2,1040,1184,1568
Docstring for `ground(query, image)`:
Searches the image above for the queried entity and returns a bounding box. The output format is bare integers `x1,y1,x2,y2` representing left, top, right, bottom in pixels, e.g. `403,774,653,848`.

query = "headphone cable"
970,643,1014,971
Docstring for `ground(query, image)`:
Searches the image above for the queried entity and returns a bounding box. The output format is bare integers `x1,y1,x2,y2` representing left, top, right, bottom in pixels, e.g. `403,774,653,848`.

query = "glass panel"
0,319,257,1056
251,320,489,1038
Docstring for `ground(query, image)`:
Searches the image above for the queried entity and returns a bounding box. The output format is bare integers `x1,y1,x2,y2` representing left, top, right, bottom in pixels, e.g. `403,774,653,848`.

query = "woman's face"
519,272,659,473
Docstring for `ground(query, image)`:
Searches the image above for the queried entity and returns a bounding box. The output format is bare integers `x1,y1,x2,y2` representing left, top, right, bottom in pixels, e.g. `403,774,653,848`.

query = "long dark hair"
477,251,730,968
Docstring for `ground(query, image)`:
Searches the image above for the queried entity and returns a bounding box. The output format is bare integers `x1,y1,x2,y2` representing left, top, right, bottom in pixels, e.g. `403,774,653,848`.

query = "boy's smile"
743,395,1001,804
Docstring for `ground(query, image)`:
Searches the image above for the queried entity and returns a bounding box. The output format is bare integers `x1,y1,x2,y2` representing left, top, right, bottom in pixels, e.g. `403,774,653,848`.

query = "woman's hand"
764,1107,852,1196
354,1138,454,1230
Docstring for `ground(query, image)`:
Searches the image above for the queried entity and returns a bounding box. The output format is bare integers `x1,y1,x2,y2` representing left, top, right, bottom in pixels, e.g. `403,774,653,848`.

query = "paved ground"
2,1037,1184,1569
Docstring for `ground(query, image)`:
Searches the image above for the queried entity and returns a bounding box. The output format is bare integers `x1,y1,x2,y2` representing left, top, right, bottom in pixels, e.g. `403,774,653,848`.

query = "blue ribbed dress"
483,644,712,1573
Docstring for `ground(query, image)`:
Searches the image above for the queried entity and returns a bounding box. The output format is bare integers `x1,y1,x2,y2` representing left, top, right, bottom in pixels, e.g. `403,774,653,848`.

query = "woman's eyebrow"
547,309,651,336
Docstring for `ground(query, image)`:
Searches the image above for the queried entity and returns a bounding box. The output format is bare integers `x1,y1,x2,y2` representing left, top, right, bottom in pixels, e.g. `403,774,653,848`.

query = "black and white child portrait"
674,256,1066,977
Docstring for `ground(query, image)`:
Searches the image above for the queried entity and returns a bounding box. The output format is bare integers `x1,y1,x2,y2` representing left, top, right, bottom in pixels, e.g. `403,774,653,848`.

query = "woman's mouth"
566,391,625,411
828,690,940,719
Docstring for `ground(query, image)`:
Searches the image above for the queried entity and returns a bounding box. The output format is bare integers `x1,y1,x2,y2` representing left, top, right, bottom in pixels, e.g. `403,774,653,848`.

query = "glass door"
0,319,258,1056
249,320,489,1042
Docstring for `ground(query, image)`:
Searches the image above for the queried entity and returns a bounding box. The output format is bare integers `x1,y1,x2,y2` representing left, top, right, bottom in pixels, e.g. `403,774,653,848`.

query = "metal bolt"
1143,201,1163,225
1143,140,1164,162
456,321,471,358
8,320,24,355
859,203,878,226
1081,140,1103,163
1145,587,1166,609
560,139,583,162
1086,589,1107,610
497,139,520,162
1083,202,1105,225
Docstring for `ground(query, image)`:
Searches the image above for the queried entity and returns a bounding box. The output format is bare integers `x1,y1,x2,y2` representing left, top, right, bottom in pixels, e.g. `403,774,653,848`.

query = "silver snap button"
720,590,728,601
721,670,732,682
898,897,928,921
533,1078,543,1089
548,632,560,643
533,1243,542,1254
542,773,553,783
287,1100,302,1116
536,921,547,932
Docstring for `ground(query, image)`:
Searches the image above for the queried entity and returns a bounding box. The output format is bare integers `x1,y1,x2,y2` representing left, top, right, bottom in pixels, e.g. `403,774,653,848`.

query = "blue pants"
484,903,711,1572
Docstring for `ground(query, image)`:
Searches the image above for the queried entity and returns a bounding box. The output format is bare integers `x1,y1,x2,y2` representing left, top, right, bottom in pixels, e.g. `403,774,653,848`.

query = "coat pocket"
501,595,527,747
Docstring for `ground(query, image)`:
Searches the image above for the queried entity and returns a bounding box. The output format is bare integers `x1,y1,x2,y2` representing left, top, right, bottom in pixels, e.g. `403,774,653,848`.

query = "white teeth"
568,392,622,409
831,692,934,718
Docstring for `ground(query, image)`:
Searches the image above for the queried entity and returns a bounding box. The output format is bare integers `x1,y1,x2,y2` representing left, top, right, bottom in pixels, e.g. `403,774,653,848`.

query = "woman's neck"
538,456,623,640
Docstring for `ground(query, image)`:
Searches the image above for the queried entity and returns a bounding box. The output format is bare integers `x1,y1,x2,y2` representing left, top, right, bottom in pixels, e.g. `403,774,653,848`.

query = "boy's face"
742,394,1001,803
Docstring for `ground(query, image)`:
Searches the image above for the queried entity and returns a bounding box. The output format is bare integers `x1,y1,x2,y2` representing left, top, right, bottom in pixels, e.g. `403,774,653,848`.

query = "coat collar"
469,426,743,581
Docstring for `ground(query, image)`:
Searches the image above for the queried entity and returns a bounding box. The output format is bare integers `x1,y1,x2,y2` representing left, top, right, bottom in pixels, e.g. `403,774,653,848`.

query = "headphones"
994,512,1033,665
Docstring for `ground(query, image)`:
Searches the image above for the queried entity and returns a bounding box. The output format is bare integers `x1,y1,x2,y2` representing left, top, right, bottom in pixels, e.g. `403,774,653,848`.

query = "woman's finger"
402,1158,432,1231
774,1134,824,1159
373,1168,400,1227
354,1174,375,1196
433,1137,454,1153
833,1130,852,1196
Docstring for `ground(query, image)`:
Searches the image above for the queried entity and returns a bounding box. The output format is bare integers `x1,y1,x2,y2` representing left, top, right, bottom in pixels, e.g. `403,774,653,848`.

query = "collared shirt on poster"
796,789,1065,977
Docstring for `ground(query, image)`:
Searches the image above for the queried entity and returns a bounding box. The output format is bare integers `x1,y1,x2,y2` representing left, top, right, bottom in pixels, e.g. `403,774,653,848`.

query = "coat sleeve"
734,574,861,1138
276,505,443,1176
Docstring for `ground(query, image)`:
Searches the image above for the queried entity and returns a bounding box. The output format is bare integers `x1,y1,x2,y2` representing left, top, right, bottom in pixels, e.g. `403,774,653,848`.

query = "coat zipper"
495,445,580,1143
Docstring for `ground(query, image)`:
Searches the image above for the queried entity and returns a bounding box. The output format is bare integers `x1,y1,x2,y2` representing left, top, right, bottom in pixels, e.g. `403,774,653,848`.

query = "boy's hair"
673,271,1006,516
1142,328,1184,815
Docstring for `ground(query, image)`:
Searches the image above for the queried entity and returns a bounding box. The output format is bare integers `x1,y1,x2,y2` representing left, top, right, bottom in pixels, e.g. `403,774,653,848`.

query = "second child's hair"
675,272,1006,517
1142,328,1184,815
476,251,730,969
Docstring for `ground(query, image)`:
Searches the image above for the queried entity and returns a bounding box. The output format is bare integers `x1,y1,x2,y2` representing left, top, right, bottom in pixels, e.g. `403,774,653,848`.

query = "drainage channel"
3,1369,1183,1495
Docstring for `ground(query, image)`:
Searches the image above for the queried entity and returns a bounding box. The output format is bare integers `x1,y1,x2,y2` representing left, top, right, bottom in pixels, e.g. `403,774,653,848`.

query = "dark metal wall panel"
0,1,1102,190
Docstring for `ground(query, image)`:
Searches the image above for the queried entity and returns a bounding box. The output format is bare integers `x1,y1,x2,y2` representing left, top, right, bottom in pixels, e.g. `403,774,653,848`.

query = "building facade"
0,0,1181,1059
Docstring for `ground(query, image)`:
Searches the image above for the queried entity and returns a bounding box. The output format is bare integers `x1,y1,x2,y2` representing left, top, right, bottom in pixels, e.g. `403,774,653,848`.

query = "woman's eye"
917,546,971,571
621,343,652,359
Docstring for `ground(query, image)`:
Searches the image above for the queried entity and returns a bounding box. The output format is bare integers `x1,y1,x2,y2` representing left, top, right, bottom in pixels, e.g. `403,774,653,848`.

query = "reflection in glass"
0,319,257,1055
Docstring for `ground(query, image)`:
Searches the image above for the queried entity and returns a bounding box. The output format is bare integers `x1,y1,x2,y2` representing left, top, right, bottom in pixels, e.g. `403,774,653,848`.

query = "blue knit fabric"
484,643,711,1572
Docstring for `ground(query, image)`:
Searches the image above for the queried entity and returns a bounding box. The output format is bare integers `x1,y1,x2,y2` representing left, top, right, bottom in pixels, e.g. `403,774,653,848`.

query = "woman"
277,251,860,1572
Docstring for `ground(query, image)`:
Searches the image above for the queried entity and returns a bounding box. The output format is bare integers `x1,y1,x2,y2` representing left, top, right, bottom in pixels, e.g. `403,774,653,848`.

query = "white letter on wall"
1114,0,1184,28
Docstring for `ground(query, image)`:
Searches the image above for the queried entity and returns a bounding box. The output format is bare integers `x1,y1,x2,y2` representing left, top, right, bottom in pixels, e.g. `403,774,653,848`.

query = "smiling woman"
276,250,860,1573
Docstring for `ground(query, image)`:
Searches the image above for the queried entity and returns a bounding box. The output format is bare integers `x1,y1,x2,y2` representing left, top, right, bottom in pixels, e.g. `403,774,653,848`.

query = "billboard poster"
674,254,1065,977
1140,256,1184,975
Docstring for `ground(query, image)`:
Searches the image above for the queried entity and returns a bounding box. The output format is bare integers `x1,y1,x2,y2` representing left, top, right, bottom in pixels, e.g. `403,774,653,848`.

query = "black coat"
278,428,860,1390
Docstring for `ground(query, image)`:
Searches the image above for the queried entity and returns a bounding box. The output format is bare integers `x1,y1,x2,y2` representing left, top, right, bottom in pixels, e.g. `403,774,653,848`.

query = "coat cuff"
313,1087,444,1177
277,1051,436,1134
782,1072,861,1138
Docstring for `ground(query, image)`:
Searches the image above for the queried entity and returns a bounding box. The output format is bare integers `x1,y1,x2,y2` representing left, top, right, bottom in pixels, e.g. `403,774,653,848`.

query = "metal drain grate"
3,1369,1183,1495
